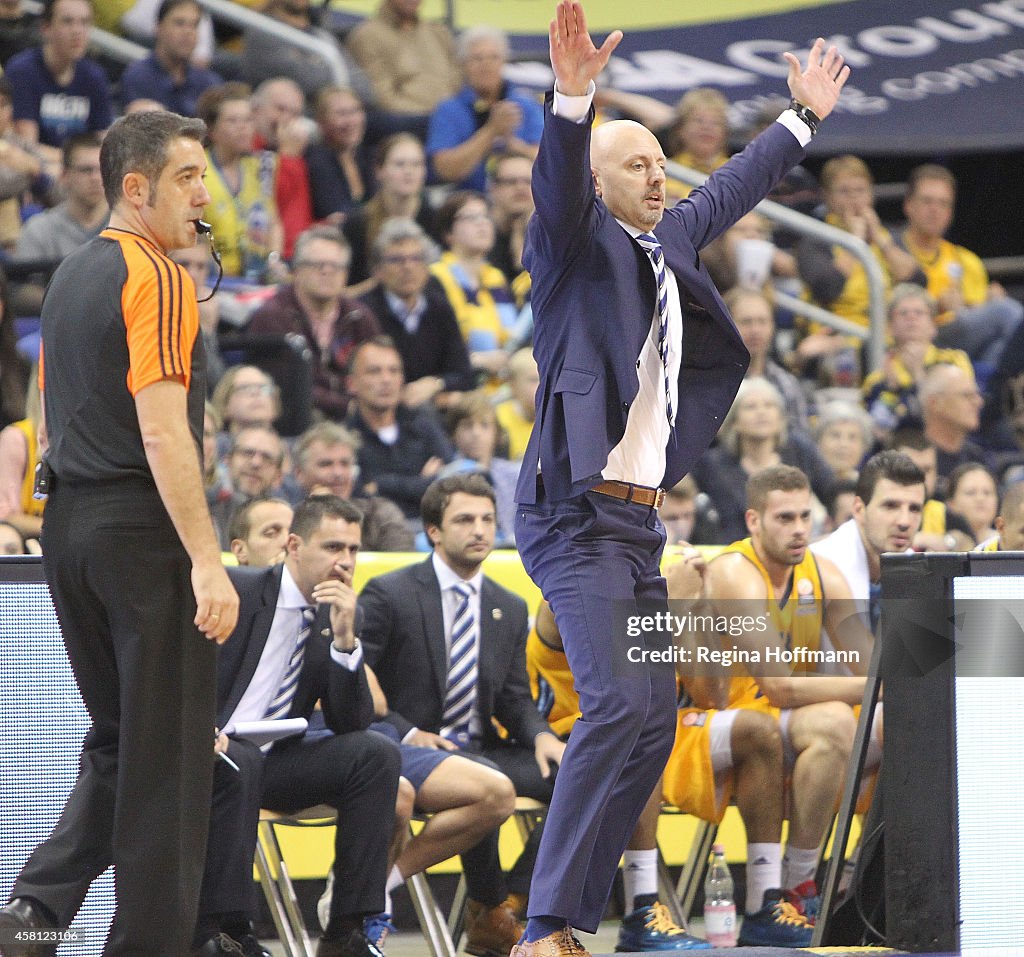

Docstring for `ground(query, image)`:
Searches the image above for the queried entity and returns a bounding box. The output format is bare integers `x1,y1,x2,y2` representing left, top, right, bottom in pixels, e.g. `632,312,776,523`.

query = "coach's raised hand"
784,37,850,120
549,0,622,97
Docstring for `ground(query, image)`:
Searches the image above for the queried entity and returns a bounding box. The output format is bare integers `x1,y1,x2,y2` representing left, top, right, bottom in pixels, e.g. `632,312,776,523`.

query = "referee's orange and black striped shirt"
40,227,207,482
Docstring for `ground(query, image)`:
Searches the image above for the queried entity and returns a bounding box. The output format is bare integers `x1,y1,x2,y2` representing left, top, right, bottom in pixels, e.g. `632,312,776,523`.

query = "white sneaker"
317,869,334,931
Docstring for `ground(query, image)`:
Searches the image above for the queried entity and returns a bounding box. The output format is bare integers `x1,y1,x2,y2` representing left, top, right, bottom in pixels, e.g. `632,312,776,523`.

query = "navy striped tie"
264,606,315,720
636,232,674,424
441,583,478,742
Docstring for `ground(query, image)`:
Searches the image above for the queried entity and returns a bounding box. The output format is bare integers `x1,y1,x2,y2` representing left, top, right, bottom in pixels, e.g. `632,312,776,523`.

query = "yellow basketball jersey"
716,537,825,708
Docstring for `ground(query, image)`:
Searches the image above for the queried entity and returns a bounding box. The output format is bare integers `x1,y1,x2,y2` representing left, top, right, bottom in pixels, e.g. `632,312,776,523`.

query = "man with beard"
703,465,877,945
811,449,927,628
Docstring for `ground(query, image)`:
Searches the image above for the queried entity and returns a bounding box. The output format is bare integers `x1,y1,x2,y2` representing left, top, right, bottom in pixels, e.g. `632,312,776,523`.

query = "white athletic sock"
782,845,820,890
386,864,404,894
622,849,658,913
745,843,782,914
382,864,405,915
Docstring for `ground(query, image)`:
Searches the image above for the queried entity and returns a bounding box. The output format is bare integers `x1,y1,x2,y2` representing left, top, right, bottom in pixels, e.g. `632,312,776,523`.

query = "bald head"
590,120,667,231
591,120,653,164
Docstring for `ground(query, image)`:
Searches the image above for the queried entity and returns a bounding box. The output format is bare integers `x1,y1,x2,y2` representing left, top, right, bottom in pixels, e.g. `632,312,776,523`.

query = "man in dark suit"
511,4,851,955
359,217,476,408
200,495,400,957
359,473,565,957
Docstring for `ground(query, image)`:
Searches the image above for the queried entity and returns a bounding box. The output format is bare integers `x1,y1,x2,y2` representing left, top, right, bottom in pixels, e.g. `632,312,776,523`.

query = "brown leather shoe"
509,927,592,957
464,898,525,957
503,892,528,921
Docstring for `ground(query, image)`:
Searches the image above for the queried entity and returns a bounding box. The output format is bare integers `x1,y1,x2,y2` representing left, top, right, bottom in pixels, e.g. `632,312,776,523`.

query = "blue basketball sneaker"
363,913,396,950
737,889,814,947
615,900,711,951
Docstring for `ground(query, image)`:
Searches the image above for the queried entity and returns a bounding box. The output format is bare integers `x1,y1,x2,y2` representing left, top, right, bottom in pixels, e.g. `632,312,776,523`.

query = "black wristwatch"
788,98,821,136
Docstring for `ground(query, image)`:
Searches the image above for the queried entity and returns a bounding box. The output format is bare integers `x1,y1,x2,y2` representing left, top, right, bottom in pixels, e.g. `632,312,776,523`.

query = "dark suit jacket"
218,564,375,736
357,557,550,748
360,278,476,393
516,97,806,504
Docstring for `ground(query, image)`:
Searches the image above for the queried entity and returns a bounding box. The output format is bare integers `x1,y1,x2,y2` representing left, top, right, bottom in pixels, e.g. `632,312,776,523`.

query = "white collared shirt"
385,288,428,335
225,564,362,731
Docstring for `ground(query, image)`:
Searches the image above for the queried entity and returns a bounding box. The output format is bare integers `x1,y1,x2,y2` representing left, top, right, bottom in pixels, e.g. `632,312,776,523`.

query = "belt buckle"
653,488,666,509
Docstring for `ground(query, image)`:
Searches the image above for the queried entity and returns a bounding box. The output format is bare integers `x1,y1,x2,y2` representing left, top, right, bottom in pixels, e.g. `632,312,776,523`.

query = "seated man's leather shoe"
0,898,59,957
510,927,592,957
465,898,525,957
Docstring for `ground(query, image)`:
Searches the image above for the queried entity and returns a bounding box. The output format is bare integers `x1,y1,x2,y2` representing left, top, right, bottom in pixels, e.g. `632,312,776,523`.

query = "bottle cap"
712,843,725,854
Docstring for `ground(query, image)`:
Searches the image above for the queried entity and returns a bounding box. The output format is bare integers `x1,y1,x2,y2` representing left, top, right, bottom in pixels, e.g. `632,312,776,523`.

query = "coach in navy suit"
510,4,851,955
200,495,399,957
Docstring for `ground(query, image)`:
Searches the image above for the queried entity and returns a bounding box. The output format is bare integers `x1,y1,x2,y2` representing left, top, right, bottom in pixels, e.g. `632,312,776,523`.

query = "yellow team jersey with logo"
13,418,45,518
719,537,825,710
900,234,989,325
203,150,278,277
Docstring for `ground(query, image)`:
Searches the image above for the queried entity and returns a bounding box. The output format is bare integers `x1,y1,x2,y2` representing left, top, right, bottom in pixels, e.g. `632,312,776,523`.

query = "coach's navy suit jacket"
515,98,806,504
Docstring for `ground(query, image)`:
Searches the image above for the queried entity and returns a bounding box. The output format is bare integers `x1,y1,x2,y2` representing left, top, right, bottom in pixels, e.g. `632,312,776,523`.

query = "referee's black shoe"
0,897,59,957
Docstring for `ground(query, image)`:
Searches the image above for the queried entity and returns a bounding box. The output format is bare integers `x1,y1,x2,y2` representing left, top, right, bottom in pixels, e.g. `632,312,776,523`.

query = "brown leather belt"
591,480,666,509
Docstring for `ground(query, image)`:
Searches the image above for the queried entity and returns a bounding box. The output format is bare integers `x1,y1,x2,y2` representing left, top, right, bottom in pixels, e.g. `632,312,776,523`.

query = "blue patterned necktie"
264,606,315,720
441,583,478,743
635,232,674,425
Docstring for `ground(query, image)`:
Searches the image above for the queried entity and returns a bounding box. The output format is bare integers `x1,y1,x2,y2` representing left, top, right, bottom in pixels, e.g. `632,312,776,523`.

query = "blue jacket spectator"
120,0,222,115
426,25,541,192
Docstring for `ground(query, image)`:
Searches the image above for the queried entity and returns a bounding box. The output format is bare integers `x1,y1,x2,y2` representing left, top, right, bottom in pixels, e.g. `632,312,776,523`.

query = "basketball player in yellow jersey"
702,465,875,944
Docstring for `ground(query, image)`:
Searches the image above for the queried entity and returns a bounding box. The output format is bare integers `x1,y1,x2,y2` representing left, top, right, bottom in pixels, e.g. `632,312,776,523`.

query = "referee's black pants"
14,478,217,956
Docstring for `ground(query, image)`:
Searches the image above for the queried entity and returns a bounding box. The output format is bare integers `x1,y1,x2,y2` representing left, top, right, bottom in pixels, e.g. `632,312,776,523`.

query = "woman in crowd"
861,283,974,439
726,286,810,434
305,85,375,225
438,391,518,547
796,155,921,384
430,191,522,385
814,400,874,483
946,462,999,545
198,82,284,280
691,376,834,543
343,132,437,290
210,364,281,457
664,87,731,202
